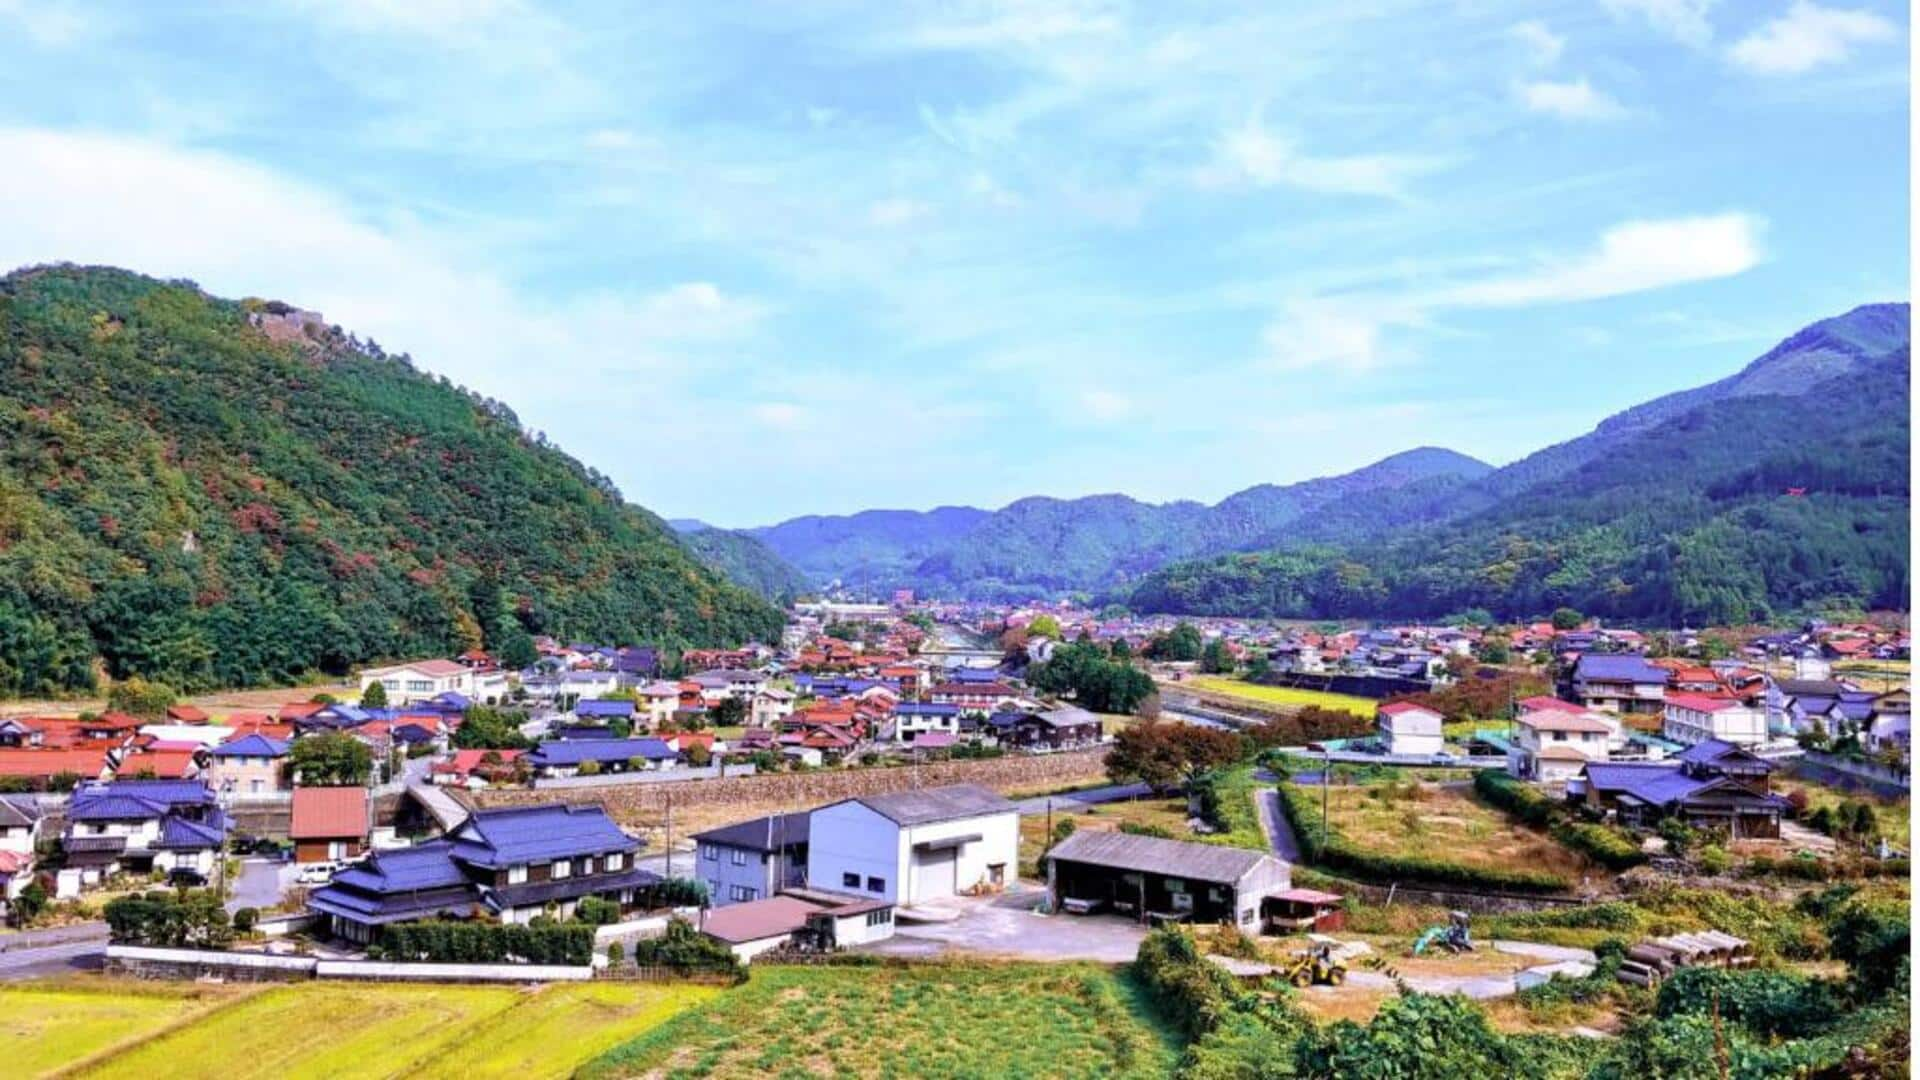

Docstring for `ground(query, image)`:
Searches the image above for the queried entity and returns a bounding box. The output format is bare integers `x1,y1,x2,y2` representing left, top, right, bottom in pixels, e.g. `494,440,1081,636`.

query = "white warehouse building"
806,785,1018,907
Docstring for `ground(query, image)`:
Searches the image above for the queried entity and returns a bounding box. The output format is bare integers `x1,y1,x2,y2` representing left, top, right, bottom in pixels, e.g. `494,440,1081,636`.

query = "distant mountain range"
668,521,813,602
745,303,1910,623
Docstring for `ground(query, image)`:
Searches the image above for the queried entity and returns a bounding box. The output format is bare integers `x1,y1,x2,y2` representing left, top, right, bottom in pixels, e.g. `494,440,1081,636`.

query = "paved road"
228,857,294,913
1013,782,1154,816
0,922,109,980
1255,788,1302,863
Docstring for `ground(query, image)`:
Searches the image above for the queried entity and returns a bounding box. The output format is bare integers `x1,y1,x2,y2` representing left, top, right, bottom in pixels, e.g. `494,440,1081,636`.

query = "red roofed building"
117,749,204,780
1375,702,1444,757
290,786,371,864
165,705,210,724
0,748,113,786
430,748,524,789
1662,693,1767,747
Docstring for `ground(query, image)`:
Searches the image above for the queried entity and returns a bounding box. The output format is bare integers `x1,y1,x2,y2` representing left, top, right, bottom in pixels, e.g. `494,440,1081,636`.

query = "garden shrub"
375,920,593,965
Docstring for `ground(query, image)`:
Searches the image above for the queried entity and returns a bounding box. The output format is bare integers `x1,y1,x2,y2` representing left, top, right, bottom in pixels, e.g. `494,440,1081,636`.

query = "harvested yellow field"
410,982,721,1078
0,981,235,1079
1180,676,1377,717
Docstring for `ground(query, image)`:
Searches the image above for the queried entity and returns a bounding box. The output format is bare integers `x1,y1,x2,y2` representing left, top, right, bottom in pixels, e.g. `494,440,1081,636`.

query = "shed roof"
850,784,1015,826
290,786,370,840
1047,830,1276,886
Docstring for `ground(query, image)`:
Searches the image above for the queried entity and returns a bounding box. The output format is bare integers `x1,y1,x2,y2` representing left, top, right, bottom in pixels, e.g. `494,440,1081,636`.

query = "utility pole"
1321,744,1331,848
664,790,673,883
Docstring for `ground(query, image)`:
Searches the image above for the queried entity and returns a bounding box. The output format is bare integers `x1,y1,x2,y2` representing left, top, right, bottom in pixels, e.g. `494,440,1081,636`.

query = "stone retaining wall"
469,750,1109,826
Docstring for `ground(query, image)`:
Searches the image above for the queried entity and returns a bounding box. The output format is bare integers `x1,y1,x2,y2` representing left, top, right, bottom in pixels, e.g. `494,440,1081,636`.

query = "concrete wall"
809,802,902,904
105,945,591,983
901,812,1018,903
534,763,756,790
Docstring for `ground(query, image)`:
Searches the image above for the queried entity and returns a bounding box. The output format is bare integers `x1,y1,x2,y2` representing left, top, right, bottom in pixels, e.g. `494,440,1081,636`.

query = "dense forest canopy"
0,265,782,696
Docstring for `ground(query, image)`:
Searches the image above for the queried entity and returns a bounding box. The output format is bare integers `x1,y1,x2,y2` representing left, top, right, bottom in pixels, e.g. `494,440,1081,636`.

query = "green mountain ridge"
672,524,812,602
1129,303,1911,624
0,265,782,696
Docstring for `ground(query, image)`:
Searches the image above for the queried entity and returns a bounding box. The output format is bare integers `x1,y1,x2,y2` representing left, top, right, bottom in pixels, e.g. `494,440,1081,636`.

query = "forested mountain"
0,266,783,696
1130,304,1910,625
749,448,1491,597
671,523,812,602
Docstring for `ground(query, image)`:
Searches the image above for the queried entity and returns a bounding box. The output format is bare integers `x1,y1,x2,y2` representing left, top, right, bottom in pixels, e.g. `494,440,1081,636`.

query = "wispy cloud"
1197,113,1449,199
1258,213,1766,371
1728,2,1898,75
1508,20,1566,66
1602,0,1718,47
1517,79,1627,121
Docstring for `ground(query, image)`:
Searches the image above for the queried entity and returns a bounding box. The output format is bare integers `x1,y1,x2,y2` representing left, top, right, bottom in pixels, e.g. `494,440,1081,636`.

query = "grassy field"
0,981,240,1078
1177,676,1375,718
1774,775,1911,849
1313,779,1596,882
54,981,711,1080
580,964,1181,1080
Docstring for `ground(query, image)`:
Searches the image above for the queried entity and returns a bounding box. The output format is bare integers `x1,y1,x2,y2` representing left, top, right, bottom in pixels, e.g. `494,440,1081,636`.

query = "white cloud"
1602,0,1717,46
0,127,764,431
1508,20,1566,66
1199,115,1446,199
0,0,99,46
1259,298,1394,373
1257,213,1765,371
1517,78,1626,121
584,128,636,150
867,197,929,227
1079,388,1134,421
750,402,808,430
1727,2,1897,75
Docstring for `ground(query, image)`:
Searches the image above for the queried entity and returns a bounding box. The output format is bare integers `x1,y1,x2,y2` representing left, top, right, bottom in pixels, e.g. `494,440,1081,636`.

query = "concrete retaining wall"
535,764,757,790
315,960,590,982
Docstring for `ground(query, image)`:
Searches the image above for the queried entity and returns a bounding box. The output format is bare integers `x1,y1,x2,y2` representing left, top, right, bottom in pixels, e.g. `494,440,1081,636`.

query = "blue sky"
0,1,1907,526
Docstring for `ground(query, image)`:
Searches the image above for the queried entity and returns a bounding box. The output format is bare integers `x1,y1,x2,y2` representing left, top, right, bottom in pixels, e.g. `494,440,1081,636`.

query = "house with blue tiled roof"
60,779,227,892
207,732,291,797
1576,739,1785,839
524,736,681,777
1567,653,1669,715
308,803,658,944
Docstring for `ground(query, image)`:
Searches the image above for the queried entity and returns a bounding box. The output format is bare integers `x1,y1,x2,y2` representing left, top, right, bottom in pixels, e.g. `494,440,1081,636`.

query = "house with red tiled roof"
116,749,203,781
290,786,371,865
0,748,114,786
429,748,525,789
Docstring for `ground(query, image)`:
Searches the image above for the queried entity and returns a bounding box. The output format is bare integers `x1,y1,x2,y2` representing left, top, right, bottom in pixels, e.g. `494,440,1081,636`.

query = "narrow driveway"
1255,789,1302,863
228,857,294,913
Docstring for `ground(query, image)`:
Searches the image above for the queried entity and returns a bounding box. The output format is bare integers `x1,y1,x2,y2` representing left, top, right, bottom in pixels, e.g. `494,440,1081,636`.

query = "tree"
710,696,747,728
1479,639,1511,664
452,706,532,750
106,677,176,719
1199,639,1234,675
11,880,47,926
288,733,373,786
1108,638,1132,661
497,627,538,670
1027,614,1063,640
1147,623,1204,662
359,680,388,709
1549,607,1584,631
1105,720,1244,790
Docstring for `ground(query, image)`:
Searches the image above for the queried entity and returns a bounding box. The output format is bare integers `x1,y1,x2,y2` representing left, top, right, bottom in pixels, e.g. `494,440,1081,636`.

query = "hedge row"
1278,783,1571,894
1475,769,1646,870
373,920,594,966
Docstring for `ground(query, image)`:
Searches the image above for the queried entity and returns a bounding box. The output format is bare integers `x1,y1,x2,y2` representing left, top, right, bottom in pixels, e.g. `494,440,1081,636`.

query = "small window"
730,885,757,902
730,848,748,866
866,909,892,927
551,859,571,880
866,876,885,893
706,878,720,897
842,872,860,888
604,852,625,872
508,864,528,885
701,844,717,861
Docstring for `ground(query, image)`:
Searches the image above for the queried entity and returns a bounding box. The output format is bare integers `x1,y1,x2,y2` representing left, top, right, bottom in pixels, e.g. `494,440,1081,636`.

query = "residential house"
1662,694,1768,747
751,688,796,728
1507,708,1612,784
1376,702,1444,757
1578,740,1785,838
60,780,227,893
1045,830,1291,930
692,812,810,907
695,890,895,963
358,660,474,705
308,803,655,943
807,784,1018,907
524,737,680,778
892,702,962,743
429,748,526,789
206,733,291,797
290,786,372,865
1567,654,1667,715
0,795,45,918
984,706,1102,751
574,699,638,724
0,748,113,788
636,681,682,729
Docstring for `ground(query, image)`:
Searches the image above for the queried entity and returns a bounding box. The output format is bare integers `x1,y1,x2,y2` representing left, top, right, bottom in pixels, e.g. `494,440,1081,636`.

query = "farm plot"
580,963,1181,1080
1305,779,1595,884
412,982,720,1078
0,981,237,1079
79,982,520,1080
1179,676,1375,717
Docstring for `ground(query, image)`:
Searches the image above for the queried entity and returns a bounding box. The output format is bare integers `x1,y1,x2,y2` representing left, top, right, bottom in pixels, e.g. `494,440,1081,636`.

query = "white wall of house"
727,932,797,963
824,908,896,947
808,802,902,904
809,801,1020,908
1378,708,1444,757
1662,703,1767,746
